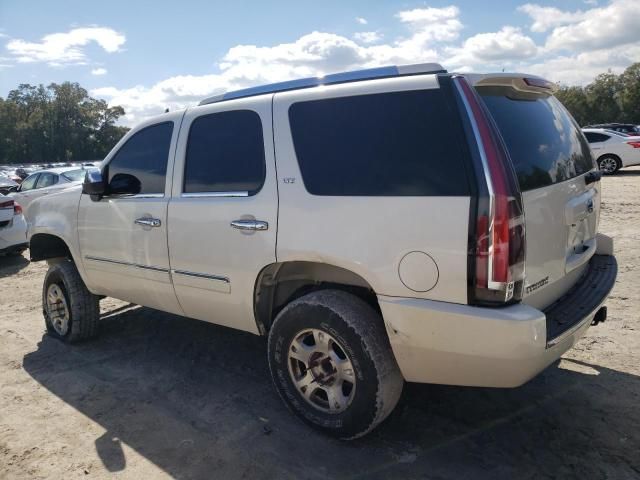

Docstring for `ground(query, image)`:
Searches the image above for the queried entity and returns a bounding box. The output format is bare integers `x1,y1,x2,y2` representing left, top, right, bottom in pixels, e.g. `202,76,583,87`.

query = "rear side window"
584,132,610,143
107,122,173,194
36,173,57,188
289,89,470,196
184,110,265,194
479,87,594,191
61,169,86,182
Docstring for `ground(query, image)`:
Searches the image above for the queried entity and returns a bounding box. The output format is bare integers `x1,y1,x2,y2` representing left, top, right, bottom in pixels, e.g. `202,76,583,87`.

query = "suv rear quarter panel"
273,75,471,303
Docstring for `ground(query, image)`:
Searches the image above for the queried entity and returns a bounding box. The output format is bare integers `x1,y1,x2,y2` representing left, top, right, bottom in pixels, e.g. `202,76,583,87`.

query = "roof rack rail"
198,63,446,106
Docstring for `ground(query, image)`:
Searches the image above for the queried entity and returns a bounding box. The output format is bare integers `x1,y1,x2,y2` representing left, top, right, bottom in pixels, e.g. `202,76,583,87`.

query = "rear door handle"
230,219,269,231
135,217,161,228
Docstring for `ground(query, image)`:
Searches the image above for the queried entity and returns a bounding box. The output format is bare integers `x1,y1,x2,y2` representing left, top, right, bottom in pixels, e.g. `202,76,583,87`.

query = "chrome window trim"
132,193,164,198
172,269,230,283
181,191,248,198
84,255,169,272
101,193,165,200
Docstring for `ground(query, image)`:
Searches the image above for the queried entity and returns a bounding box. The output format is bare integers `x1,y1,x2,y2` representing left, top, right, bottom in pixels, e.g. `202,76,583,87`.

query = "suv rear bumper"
379,254,617,388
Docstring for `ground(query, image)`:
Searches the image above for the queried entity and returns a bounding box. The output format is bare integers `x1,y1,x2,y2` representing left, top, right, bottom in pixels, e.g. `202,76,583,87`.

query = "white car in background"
0,194,27,256
10,167,86,215
582,128,640,174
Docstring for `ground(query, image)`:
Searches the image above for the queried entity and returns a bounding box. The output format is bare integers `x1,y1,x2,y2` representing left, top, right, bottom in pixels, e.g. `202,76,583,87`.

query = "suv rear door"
167,96,277,334
472,76,598,309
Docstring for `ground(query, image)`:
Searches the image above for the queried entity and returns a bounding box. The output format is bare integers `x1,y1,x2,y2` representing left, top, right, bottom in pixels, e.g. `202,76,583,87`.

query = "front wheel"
43,260,100,343
598,155,621,175
268,290,404,439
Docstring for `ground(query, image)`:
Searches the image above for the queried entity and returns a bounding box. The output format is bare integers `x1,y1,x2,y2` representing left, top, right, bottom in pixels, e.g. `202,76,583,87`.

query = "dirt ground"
1,170,639,480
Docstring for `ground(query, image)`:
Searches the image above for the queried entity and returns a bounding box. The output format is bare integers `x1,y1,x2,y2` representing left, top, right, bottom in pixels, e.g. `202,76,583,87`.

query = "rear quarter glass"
478,86,595,191
288,88,472,196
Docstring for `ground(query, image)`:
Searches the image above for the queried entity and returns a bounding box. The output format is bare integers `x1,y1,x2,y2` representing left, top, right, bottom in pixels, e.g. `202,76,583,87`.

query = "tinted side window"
36,173,57,188
20,174,39,191
584,132,610,143
184,110,265,194
289,89,470,196
108,122,173,194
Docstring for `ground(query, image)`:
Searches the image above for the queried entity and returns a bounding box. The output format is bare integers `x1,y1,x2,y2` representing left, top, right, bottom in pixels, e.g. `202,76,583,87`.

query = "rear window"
478,87,594,191
288,89,470,196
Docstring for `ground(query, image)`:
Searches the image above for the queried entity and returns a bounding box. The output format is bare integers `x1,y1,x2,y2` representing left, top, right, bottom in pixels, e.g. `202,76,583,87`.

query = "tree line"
0,82,129,165
555,62,640,127
0,63,638,165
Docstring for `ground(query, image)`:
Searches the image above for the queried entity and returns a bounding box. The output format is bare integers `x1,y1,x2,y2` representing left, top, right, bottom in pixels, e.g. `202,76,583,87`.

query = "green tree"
555,86,591,126
0,82,129,164
555,62,640,127
618,63,640,123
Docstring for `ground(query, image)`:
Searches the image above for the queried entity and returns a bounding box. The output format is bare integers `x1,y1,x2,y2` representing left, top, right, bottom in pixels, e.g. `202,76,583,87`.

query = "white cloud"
93,6,459,124
518,4,587,32
353,31,383,44
395,6,463,42
526,44,640,85
6,27,125,65
447,26,537,66
543,0,640,52
355,17,368,25
91,67,107,75
89,2,638,125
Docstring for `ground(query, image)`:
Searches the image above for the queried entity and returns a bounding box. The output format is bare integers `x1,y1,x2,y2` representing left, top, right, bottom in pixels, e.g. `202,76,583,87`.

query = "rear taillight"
627,141,640,149
0,199,14,211
454,76,526,305
13,202,22,215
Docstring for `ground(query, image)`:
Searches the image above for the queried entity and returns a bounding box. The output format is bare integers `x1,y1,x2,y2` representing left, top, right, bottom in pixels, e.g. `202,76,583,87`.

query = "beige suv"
27,63,617,439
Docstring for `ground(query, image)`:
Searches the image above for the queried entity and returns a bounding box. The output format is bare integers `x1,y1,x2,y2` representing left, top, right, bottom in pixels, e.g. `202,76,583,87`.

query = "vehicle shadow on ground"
0,253,29,278
22,305,640,479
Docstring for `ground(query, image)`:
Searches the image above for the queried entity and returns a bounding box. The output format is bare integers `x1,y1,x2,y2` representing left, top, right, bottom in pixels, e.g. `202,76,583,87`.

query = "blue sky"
1,0,638,124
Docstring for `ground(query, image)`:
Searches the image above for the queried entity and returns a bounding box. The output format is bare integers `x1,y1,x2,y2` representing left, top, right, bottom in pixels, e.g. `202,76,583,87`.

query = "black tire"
597,155,621,175
268,289,404,439
43,260,100,343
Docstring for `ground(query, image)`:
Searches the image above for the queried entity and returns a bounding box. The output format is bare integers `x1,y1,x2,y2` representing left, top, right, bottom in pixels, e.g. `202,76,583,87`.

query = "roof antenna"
164,108,169,113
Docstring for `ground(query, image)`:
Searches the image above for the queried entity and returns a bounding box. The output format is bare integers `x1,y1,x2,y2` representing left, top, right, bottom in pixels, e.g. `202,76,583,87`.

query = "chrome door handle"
230,219,269,231
135,217,161,228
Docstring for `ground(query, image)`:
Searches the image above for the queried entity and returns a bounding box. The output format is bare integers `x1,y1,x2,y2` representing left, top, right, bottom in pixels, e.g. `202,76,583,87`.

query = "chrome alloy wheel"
599,157,618,174
46,283,70,336
287,328,356,414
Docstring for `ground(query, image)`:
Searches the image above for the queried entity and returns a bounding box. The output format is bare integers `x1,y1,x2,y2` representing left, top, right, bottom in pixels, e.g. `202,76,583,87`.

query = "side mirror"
82,168,106,199
108,173,141,196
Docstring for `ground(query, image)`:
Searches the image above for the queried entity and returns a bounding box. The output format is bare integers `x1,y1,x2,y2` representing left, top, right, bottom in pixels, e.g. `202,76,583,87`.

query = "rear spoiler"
461,73,558,95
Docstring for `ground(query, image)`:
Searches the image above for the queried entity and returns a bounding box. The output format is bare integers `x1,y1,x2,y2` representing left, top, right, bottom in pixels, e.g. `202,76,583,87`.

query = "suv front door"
78,114,184,315
168,97,278,333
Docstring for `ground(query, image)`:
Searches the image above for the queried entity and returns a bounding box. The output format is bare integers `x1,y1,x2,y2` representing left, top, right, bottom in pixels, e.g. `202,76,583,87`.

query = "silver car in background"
10,167,86,216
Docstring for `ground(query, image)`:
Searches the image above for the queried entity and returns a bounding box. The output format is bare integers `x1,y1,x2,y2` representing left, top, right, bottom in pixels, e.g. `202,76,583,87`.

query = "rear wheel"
43,260,100,343
268,290,404,439
598,155,621,174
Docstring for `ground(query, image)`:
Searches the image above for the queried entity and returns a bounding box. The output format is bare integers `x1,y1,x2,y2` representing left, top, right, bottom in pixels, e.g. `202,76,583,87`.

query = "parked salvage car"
10,167,87,216
582,128,640,174
0,174,19,196
27,64,617,439
0,195,27,256
584,123,640,136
